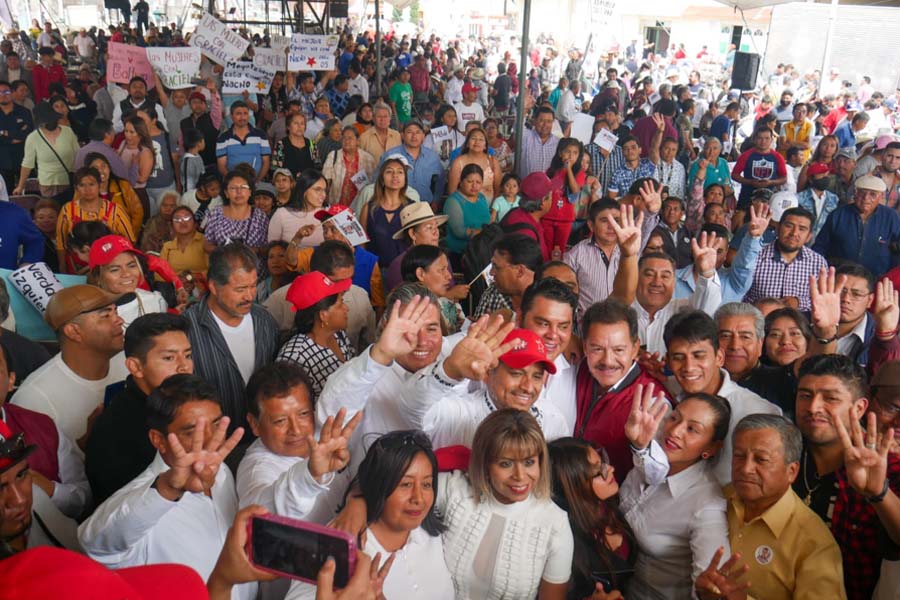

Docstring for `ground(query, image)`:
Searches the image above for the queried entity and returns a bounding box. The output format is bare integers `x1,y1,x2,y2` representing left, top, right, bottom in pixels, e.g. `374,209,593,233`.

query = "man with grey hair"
358,103,401,164
695,414,846,599
0,279,51,384
716,302,799,416
183,242,279,433
316,283,448,473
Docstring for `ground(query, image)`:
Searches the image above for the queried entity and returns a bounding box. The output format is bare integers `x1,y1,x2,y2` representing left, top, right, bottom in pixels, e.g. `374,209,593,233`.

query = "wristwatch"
865,479,890,504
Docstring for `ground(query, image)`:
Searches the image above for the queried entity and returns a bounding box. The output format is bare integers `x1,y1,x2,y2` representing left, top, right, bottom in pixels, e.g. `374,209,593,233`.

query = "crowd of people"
0,11,899,600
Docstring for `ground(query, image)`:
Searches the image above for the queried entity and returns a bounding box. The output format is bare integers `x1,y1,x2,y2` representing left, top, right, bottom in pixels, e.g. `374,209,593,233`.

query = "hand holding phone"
248,514,357,587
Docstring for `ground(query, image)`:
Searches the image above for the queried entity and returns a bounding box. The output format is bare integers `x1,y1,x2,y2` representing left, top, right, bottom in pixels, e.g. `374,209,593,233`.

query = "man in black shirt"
492,63,511,112
85,313,193,505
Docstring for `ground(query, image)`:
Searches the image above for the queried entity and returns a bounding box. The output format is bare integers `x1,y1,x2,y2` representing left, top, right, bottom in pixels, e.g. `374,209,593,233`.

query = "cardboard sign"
593,128,619,152
146,47,201,89
325,209,369,246
253,47,286,72
8,263,62,315
1,267,87,342
107,42,156,88
349,170,369,188
222,61,277,95
571,113,596,146
190,13,250,65
288,34,339,71
269,34,291,51
429,125,455,144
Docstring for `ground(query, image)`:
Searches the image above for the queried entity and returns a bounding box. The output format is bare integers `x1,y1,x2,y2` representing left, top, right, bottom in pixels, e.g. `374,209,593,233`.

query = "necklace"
801,451,821,506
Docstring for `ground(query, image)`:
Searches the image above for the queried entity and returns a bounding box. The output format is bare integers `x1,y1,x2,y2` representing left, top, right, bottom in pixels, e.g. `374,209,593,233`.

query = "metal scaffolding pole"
513,0,531,175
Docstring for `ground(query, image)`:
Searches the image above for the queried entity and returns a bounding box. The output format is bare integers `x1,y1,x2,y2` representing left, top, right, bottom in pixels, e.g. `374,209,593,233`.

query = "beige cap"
855,175,887,193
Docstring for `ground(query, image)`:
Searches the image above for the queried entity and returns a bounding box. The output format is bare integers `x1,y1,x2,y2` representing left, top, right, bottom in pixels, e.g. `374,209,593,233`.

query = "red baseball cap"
462,81,481,94
88,235,145,269
0,547,207,600
807,162,831,177
520,172,562,202
498,329,557,374
285,271,351,311
314,205,352,222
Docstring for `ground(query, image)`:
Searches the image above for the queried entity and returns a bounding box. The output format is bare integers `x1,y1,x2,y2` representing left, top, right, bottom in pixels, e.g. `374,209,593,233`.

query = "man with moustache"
183,243,279,433
694,414,846,600
792,354,900,600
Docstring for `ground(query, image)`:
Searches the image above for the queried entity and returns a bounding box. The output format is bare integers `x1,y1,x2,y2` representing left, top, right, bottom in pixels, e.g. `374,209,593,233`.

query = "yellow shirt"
780,120,814,163
725,486,846,600
159,232,209,275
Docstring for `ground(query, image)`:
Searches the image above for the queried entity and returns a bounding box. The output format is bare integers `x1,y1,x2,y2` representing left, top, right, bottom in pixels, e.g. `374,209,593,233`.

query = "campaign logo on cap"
88,235,145,269
498,329,557,374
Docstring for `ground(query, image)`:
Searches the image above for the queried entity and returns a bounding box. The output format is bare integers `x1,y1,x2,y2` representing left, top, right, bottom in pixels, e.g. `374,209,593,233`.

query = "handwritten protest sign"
9,263,62,315
222,61,277,95
189,13,249,65
269,33,291,51
146,47,201,89
325,209,369,246
107,42,155,88
2,268,86,342
253,47,286,72
288,34,339,71
428,125,455,144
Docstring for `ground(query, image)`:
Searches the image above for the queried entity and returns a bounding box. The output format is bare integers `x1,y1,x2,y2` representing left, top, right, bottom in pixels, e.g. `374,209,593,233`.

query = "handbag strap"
37,129,71,175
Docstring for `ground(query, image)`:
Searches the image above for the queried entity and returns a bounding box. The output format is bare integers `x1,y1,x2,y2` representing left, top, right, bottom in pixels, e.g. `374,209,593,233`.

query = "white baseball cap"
769,191,799,222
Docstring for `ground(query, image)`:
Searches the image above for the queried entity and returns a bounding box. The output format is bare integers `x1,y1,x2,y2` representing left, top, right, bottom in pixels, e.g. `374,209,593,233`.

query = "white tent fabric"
713,0,792,8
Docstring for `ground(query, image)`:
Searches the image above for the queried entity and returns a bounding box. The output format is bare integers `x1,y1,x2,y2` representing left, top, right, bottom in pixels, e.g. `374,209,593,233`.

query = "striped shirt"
518,129,560,178
55,199,136,251
743,243,828,312
183,297,280,433
216,126,271,172
564,239,621,315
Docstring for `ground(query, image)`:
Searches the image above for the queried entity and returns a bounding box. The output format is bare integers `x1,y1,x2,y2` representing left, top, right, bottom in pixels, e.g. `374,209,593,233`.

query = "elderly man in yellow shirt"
694,414,846,600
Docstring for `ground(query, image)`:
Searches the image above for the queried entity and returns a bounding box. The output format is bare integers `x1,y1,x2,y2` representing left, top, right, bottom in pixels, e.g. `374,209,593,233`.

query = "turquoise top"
444,191,491,253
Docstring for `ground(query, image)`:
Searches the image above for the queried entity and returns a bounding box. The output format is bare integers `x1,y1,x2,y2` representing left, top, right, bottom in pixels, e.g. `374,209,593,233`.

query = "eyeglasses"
592,446,611,480
875,394,900,418
227,184,251,193
173,215,194,223
0,91,11,96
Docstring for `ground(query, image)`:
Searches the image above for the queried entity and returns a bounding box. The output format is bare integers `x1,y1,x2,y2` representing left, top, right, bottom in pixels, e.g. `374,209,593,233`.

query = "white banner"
222,61,277,95
9,263,63,315
190,13,250,65
253,47,286,72
288,34,339,71
590,0,616,28
269,34,291,51
147,47,202,89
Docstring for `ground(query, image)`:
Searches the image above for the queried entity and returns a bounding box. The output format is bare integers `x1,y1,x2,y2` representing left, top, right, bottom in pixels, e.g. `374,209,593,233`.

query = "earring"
701,452,710,459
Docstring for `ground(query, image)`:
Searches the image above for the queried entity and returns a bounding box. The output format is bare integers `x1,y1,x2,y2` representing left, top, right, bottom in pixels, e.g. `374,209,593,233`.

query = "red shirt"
822,107,848,134
500,207,549,261
575,361,672,483
543,168,586,223
32,63,67,103
631,114,678,158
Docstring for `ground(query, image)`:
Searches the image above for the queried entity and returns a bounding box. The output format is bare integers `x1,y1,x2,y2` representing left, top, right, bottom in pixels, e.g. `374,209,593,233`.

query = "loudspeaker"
731,52,760,90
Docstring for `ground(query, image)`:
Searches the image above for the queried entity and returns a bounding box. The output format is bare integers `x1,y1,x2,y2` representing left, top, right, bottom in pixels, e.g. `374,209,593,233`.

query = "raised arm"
609,203,643,306
648,113,665,165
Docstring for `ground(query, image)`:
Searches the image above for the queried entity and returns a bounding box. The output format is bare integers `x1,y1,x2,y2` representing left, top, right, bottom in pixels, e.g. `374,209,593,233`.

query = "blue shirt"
675,232,762,302
709,115,732,141
394,52,412,70
813,203,900,277
608,158,657,195
338,51,354,75
833,121,857,149
215,125,271,172
325,87,350,118
0,201,44,269
796,188,840,240
380,145,445,203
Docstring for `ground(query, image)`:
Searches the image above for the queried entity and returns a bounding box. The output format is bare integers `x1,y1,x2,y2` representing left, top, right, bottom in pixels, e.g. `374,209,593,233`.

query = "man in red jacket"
574,298,672,483
31,47,66,104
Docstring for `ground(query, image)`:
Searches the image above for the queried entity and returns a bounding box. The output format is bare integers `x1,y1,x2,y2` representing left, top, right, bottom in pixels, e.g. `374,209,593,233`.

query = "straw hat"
391,202,448,240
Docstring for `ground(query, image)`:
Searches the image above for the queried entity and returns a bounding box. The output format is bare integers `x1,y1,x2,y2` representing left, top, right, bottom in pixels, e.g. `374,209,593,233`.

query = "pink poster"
107,42,156,88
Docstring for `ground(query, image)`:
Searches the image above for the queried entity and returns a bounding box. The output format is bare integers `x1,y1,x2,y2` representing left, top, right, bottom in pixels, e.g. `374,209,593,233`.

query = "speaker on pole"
731,52,760,90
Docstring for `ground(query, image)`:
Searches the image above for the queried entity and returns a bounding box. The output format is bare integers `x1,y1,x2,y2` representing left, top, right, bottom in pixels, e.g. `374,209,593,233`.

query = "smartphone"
247,514,357,587
190,77,206,86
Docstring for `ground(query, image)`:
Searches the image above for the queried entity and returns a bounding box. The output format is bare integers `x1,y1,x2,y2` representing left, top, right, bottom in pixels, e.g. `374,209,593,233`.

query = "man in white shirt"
520,277,579,432
400,319,569,449
78,374,255,600
554,80,579,137
73,29,96,63
453,82,485,133
111,76,168,133
316,284,447,473
610,206,723,355
347,60,369,103
663,310,781,485
445,67,465,105
237,361,359,523
12,285,129,445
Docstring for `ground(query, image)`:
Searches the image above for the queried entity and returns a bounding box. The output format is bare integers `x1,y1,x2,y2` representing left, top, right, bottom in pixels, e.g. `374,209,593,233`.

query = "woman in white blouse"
620,383,732,600
267,169,327,246
287,429,454,600
337,409,574,599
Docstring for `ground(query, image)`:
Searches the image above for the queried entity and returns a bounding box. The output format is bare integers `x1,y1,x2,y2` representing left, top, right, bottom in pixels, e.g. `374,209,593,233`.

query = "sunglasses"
592,446,611,480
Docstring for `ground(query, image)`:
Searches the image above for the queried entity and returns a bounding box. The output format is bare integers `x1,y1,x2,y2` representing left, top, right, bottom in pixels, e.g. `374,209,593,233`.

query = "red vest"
575,362,671,484
3,404,60,482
